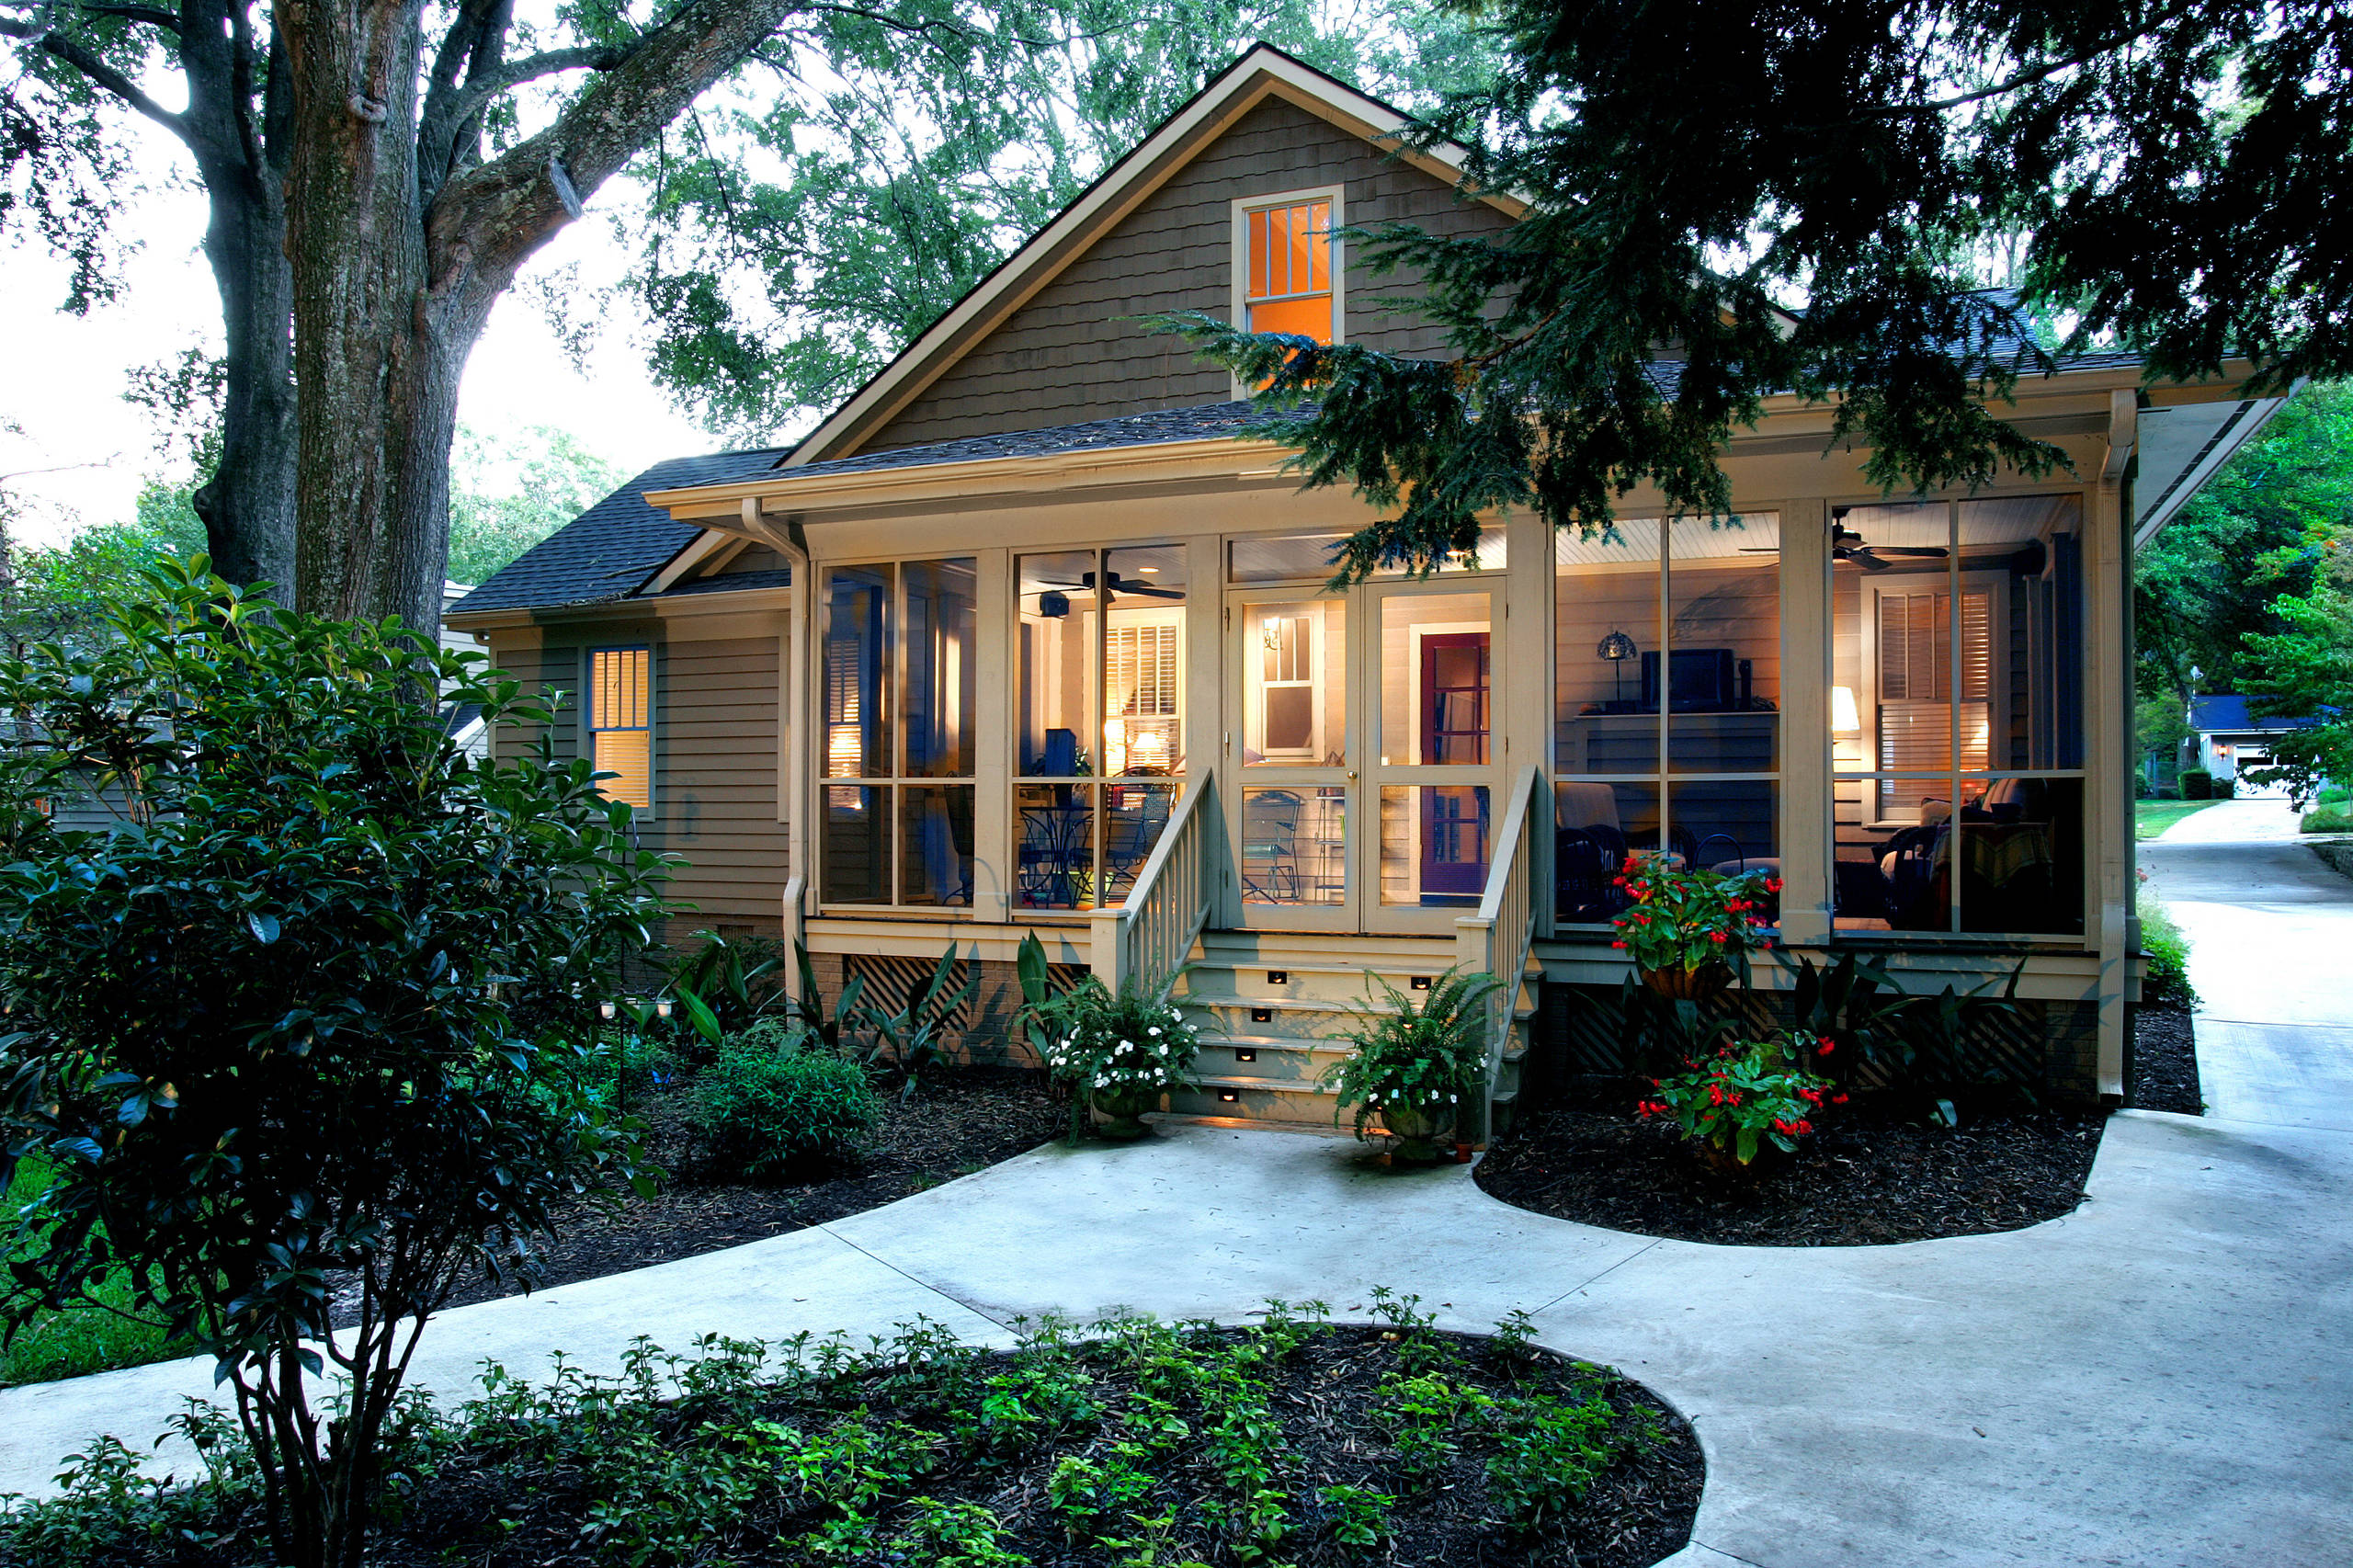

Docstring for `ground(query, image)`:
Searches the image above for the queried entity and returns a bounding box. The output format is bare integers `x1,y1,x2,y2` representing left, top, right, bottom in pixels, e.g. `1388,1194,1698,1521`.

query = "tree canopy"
1161,0,2353,584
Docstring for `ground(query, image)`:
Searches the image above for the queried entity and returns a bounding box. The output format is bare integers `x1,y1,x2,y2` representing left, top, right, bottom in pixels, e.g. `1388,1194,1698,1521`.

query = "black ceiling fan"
1740,524,1950,572
1029,570,1185,614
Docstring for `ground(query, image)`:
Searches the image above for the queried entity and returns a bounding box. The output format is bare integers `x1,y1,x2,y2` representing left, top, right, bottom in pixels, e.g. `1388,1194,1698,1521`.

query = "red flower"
1832,1092,1849,1106
1816,1036,1836,1056
1725,1091,1742,1107
1708,930,1727,943
1796,1119,1813,1134
1610,939,1628,949
1766,877,1784,893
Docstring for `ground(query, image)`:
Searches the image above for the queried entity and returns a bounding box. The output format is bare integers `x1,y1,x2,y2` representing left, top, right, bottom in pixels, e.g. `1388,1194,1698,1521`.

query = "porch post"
1184,535,1228,927
2089,391,2138,1098
973,549,1014,923
1779,497,1834,949
1503,509,1555,935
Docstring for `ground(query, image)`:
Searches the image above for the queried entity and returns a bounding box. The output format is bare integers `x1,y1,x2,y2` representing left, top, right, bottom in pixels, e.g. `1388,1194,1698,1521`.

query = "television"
1639,649,1745,712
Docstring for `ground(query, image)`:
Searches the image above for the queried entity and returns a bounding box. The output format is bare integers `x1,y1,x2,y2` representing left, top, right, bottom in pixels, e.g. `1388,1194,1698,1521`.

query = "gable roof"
2188,695,2322,734
780,43,1518,469
447,447,789,617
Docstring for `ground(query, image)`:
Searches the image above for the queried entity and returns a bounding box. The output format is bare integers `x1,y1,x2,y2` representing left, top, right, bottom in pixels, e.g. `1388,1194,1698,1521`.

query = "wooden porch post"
973,549,1014,923
1779,497,1835,949
2090,391,2138,1098
1504,508,1555,935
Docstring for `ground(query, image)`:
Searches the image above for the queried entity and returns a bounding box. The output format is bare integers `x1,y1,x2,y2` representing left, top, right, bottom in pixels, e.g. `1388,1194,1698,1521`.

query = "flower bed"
6,1301,1704,1568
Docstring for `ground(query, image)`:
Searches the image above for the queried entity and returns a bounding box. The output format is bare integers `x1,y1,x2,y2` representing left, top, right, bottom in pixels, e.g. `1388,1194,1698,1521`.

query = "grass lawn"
0,1160,183,1389
2135,798,2223,839
2302,785,2352,835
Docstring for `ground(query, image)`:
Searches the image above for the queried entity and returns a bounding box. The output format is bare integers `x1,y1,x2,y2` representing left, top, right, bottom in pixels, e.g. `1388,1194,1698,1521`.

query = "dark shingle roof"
448,446,791,617
447,404,1303,618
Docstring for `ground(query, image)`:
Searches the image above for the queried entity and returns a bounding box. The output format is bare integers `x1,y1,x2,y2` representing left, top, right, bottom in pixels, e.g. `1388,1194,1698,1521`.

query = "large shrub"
0,561,669,1568
693,1024,882,1181
2179,767,2213,800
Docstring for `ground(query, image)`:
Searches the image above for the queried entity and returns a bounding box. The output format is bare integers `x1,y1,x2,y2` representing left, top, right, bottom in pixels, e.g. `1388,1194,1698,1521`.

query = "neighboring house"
449,44,2286,1126
2185,695,2315,792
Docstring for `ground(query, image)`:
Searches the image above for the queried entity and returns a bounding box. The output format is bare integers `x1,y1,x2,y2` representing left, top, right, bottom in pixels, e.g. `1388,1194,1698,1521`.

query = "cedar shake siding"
861,94,1511,452
486,627,789,927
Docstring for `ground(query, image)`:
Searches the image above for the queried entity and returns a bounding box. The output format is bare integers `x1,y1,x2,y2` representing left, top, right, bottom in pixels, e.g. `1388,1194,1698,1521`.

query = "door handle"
1346,768,1358,781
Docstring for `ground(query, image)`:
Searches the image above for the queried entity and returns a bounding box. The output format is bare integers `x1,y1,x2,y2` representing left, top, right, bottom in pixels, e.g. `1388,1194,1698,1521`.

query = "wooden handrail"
1091,772,1221,1002
1456,765,1545,1144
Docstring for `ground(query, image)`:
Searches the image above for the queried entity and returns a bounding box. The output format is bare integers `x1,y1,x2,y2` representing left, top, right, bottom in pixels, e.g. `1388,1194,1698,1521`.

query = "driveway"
5,829,2350,1565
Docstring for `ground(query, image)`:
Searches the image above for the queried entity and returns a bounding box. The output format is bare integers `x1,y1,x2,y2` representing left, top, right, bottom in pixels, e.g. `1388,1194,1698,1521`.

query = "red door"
1418,632,1490,901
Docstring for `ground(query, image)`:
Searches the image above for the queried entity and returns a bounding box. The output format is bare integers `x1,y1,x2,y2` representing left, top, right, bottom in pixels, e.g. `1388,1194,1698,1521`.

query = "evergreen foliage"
1157,3,2353,583
0,560,670,1568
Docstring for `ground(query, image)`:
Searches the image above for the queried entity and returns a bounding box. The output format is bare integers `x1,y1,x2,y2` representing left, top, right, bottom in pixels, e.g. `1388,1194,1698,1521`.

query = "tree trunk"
279,0,802,631
181,4,301,593
188,153,297,591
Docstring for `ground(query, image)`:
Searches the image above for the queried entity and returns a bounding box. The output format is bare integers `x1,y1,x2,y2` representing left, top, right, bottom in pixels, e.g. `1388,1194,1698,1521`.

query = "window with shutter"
587,647,652,810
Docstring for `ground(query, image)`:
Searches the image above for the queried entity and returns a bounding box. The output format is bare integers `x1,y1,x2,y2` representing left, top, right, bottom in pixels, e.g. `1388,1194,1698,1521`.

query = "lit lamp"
1596,631,1638,706
1831,686,1862,734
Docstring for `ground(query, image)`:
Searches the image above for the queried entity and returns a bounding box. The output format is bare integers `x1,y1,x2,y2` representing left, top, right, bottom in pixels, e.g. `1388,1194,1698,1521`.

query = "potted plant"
1637,1032,1841,1172
1324,970,1501,1163
1609,854,1779,1000
1037,979,1200,1140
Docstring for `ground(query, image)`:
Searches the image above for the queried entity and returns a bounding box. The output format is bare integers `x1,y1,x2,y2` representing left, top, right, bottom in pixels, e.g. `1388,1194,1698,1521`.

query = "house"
2184,695,2316,795
448,44,2286,1128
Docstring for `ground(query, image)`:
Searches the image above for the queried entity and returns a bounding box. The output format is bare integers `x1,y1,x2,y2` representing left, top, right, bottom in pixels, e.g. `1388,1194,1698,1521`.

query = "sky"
0,106,715,551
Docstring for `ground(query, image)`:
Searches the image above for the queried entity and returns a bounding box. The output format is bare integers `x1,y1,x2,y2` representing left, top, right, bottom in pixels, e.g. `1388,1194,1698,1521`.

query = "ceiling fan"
1741,524,1951,573
1029,570,1185,616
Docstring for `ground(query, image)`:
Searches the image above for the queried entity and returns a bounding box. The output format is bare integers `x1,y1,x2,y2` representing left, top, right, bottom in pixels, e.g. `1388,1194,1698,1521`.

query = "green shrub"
2179,767,2213,800
693,1029,881,1181
1484,1390,1653,1529
2137,885,2198,1006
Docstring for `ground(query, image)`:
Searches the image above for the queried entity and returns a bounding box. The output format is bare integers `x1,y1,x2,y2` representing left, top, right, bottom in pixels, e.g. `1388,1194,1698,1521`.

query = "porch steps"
1154,931,1539,1142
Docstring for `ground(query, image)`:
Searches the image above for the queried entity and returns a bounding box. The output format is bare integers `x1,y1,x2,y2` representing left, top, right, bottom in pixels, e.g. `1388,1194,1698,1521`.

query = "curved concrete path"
6,824,2350,1564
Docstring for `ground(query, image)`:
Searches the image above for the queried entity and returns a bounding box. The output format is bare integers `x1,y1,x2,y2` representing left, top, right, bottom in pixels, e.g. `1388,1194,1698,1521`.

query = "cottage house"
448,45,2283,1131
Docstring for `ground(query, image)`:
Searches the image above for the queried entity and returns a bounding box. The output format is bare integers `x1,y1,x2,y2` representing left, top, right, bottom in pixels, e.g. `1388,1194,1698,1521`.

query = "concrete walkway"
6,831,2350,1564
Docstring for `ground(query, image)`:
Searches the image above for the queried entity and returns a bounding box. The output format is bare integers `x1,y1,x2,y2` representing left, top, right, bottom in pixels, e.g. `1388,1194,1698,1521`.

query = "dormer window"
1235,189,1341,345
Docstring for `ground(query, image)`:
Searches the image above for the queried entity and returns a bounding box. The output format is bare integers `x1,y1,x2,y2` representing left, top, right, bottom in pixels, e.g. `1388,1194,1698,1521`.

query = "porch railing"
779,875,807,1002
1456,764,1544,1145
1091,772,1222,1001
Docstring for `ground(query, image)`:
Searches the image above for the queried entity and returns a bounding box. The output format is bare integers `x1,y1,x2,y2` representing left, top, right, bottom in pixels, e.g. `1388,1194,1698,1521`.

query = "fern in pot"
1324,970,1501,1163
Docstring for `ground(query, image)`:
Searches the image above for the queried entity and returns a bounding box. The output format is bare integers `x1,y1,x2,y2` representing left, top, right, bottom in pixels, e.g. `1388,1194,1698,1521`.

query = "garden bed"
13,1306,1701,1568
337,1064,1063,1326
1475,1096,2105,1246
1482,1001,2203,1245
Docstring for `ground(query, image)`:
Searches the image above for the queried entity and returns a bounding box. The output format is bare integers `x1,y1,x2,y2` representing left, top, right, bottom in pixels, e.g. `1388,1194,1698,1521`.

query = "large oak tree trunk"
278,0,799,631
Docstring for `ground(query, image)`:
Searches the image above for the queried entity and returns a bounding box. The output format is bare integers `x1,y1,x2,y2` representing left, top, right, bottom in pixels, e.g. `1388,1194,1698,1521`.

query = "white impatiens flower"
1147,1026,1161,1037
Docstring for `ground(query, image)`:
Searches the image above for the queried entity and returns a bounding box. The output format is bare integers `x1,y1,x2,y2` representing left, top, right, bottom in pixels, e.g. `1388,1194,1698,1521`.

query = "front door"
1228,589,1358,931
1225,579,1501,934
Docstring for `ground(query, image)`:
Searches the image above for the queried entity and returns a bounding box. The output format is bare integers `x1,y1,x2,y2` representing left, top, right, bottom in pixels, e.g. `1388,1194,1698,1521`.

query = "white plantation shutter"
588,647,652,808
1106,619,1180,773
1877,589,1991,774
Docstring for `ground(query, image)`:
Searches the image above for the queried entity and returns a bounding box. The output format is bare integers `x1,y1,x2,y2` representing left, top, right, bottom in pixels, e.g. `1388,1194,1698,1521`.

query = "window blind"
587,647,652,808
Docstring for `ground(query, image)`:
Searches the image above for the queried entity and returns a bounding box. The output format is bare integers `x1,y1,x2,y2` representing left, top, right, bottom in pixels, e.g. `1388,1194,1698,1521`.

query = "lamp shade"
1597,631,1637,662
1831,685,1862,733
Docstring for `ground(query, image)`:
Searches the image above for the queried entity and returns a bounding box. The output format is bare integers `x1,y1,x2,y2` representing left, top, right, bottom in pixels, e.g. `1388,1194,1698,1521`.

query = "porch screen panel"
1834,496,2086,937
1013,545,1186,912
820,560,976,909
1553,515,1780,927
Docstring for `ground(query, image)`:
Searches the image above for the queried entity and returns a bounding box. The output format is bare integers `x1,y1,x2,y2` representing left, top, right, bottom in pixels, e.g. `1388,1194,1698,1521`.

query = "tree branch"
427,0,801,299
433,45,620,133
0,17,192,144
73,3,180,31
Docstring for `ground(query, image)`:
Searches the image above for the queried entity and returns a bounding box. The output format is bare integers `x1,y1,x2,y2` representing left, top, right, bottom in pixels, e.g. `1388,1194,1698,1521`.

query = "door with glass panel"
1228,590,1357,930
1363,581,1499,933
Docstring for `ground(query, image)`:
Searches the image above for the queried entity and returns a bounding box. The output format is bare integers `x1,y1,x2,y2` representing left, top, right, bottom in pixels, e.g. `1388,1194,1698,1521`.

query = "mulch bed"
1480,1003,2206,1245
2129,1005,2203,1115
333,1065,1063,1327
368,1321,1703,1568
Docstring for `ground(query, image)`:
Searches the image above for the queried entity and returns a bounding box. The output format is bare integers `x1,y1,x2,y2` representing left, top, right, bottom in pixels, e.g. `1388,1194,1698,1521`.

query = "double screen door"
1225,578,1501,934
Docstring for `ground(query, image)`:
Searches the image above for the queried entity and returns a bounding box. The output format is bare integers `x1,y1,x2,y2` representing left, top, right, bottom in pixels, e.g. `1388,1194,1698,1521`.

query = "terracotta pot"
1377,1095,1460,1164
1640,961,1734,1003
1088,1082,1161,1140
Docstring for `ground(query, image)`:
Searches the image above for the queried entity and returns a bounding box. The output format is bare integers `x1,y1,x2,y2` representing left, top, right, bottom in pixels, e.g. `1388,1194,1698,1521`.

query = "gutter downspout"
745,497,814,1000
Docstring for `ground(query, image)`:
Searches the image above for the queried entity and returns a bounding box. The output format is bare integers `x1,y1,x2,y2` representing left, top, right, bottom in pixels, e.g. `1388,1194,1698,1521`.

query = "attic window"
1239,192,1338,344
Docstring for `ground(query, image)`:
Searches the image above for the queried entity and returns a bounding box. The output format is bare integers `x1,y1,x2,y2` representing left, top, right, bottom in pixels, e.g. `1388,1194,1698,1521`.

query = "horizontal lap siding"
484,627,790,928
863,96,1512,451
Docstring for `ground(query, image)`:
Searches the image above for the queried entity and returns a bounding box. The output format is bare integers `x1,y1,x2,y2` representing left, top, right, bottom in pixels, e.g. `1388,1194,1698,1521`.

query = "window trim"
1229,185,1345,399
585,643,655,814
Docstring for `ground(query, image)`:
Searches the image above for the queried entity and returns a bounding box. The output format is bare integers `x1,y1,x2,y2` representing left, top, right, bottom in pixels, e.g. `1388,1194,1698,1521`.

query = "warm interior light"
1831,686,1862,734
826,723,863,779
